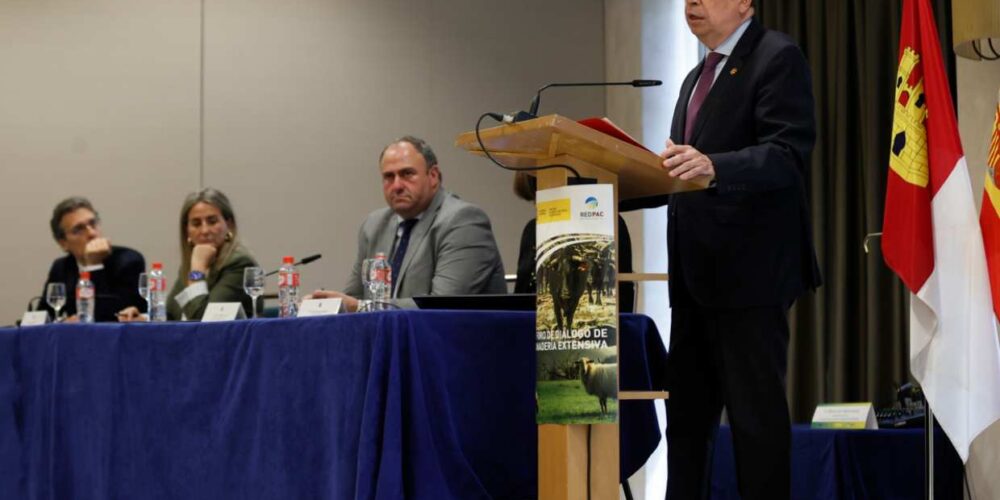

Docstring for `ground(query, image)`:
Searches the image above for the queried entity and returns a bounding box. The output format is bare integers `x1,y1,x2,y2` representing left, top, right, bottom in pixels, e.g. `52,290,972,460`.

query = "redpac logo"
580,195,605,219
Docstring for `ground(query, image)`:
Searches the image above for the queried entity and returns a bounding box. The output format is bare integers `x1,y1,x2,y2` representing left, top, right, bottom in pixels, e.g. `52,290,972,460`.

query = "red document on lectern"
577,117,650,152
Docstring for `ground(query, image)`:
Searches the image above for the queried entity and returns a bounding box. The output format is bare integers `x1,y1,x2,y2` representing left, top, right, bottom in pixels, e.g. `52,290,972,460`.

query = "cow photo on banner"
535,184,618,425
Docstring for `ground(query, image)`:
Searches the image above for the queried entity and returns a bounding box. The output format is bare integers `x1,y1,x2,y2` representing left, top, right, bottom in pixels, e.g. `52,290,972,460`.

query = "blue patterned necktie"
390,219,418,295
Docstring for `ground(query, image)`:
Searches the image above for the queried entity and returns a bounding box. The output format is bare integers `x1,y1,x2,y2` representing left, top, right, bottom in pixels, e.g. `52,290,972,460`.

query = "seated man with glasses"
40,196,146,322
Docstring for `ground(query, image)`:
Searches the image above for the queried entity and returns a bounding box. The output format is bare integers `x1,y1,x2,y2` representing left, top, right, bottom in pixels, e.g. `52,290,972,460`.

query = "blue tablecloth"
711,424,963,499
0,311,665,499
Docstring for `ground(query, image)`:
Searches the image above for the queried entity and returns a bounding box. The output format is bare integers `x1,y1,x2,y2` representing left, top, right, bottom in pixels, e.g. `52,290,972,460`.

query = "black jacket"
40,246,146,322
624,19,821,308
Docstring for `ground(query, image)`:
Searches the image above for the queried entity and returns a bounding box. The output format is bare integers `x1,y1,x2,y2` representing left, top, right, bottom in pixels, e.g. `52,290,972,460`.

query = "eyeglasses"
65,217,100,237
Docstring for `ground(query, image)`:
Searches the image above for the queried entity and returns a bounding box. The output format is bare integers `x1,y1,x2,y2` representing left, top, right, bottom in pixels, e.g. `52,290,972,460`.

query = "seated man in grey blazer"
311,135,506,311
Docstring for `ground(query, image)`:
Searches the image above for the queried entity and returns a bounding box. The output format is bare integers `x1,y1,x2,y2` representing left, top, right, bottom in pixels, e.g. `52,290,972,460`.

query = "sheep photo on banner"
535,184,618,425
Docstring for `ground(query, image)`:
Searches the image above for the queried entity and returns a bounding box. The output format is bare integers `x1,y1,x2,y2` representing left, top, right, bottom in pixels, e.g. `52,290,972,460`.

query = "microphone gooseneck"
264,254,323,277
523,79,663,122
476,78,661,178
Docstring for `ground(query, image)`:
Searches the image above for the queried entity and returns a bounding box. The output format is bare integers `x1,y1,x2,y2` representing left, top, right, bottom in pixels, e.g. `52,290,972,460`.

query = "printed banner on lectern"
535,184,618,424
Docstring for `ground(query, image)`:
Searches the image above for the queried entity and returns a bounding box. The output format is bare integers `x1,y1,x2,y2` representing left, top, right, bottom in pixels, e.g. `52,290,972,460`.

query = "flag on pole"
980,98,1000,317
882,0,1000,463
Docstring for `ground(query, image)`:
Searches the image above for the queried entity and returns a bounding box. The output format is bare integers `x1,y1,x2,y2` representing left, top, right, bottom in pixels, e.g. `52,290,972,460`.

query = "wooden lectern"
456,114,708,500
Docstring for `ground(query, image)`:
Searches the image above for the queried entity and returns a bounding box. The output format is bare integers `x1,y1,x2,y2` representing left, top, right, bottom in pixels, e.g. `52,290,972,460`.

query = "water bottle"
149,262,168,322
76,271,95,323
370,252,391,310
278,256,300,318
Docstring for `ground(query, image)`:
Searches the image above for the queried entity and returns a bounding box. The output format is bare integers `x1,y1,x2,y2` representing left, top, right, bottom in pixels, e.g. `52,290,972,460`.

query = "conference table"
712,424,964,499
0,310,667,499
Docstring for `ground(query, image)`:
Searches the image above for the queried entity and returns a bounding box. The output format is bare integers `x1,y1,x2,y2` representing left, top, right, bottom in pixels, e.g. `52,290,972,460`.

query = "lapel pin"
730,68,739,76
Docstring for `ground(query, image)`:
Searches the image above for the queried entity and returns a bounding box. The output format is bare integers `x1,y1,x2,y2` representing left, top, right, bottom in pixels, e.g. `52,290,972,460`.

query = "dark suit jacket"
40,246,146,322
625,19,820,308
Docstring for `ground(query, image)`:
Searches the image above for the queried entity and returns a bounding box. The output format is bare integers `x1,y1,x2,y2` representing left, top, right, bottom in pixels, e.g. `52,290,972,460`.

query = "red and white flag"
882,0,1000,462
980,98,1000,318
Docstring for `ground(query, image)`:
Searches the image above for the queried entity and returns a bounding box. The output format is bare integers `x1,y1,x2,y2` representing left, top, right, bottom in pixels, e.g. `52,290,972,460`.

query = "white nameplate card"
20,311,49,326
201,302,246,322
811,402,878,430
298,298,342,317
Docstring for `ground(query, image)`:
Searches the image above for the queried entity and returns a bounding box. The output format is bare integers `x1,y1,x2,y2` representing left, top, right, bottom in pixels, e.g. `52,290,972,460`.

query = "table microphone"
509,79,662,122
264,253,322,277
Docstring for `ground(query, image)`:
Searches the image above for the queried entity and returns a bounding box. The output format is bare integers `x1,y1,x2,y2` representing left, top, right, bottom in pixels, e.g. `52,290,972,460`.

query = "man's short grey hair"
379,135,439,170
50,196,97,241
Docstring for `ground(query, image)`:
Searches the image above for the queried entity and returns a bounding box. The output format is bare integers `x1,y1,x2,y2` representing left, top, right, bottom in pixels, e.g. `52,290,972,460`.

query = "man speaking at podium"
310,136,506,310
653,1,820,498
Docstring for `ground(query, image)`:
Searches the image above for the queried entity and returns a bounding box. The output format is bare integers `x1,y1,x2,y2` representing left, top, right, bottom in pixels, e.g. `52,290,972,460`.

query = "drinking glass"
46,282,66,321
137,273,150,321
243,266,265,319
359,258,376,312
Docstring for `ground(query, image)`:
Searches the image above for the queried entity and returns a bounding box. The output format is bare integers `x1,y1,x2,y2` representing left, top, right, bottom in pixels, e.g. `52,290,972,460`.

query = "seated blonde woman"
119,188,261,321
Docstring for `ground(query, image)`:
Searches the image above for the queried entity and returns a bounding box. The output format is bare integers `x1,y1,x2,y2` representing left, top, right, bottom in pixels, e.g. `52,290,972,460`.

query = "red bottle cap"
152,262,163,270
283,256,294,264
80,271,91,280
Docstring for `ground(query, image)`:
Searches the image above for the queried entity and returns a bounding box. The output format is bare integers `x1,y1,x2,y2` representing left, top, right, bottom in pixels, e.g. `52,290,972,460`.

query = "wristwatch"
188,270,206,282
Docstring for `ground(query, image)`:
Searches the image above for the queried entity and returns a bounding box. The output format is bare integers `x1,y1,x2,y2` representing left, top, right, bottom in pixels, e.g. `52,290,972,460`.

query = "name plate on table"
201,302,246,322
298,298,342,317
20,311,49,326
811,402,878,430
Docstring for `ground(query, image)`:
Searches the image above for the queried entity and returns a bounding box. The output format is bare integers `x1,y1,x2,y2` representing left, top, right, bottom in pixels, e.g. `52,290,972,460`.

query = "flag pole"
925,400,934,500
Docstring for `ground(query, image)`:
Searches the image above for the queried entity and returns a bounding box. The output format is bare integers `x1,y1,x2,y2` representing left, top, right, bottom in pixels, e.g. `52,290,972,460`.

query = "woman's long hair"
178,188,239,279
